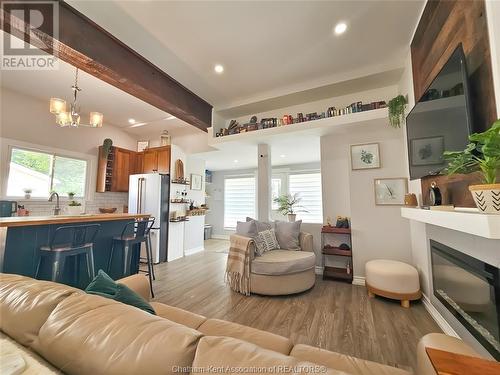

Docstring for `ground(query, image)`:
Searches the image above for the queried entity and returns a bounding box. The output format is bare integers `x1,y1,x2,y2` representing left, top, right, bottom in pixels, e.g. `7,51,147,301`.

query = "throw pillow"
255,229,280,256
274,220,302,250
85,270,156,315
246,217,273,232
236,220,257,239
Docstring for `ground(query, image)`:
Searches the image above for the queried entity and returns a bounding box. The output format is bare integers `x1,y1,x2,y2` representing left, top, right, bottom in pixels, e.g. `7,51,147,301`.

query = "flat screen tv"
406,44,473,180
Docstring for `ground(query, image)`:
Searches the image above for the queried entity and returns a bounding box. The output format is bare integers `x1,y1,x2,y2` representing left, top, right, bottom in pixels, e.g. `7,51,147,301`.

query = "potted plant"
23,188,32,199
443,120,500,214
67,192,83,215
387,95,407,128
273,193,307,222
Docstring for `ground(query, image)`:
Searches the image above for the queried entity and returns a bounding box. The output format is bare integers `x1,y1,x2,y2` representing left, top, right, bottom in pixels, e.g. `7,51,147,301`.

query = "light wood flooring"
152,240,441,371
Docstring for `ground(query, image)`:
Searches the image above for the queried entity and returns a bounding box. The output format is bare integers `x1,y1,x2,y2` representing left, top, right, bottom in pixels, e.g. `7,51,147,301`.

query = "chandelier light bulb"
90,112,104,128
50,98,66,114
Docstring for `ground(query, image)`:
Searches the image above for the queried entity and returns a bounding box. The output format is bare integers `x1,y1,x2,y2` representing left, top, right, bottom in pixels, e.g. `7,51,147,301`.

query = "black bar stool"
107,218,155,297
35,224,100,286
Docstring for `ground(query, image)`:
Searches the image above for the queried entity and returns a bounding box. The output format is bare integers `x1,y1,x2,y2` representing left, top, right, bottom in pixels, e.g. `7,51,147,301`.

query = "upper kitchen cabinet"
96,146,135,192
96,145,171,192
142,146,171,174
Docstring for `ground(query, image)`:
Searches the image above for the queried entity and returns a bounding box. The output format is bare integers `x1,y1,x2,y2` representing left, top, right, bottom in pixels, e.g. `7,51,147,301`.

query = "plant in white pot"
23,188,32,199
66,192,83,215
443,119,500,214
273,193,307,222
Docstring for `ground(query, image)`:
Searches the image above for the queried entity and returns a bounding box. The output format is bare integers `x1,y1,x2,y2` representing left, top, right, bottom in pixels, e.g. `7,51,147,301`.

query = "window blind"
289,172,323,223
224,177,256,228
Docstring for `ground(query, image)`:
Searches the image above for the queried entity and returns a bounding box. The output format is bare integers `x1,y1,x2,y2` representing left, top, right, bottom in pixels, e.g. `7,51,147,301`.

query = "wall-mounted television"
406,44,473,180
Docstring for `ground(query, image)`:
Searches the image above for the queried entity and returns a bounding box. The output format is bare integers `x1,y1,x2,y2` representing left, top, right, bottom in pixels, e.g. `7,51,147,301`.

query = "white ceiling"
68,0,425,110
0,46,206,143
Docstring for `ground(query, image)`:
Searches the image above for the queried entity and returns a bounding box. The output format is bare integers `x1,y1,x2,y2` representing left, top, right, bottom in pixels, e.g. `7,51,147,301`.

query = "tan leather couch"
0,273,482,375
231,231,316,295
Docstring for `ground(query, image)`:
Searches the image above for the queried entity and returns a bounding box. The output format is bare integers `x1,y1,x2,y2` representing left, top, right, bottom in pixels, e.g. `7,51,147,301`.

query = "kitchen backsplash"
16,192,128,216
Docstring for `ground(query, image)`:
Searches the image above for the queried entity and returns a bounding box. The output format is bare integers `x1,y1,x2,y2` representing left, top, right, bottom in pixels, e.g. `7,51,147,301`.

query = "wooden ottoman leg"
401,300,410,308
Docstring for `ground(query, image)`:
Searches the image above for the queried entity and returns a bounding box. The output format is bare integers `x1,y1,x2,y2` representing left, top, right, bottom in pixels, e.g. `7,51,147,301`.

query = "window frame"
271,168,323,224
223,174,257,230
2,140,94,202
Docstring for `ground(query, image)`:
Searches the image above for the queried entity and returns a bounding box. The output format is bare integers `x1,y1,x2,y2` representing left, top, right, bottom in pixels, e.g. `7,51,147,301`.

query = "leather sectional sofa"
0,273,482,374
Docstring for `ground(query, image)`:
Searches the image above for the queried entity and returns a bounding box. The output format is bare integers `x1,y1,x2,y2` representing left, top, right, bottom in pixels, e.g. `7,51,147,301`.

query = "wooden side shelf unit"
321,225,353,283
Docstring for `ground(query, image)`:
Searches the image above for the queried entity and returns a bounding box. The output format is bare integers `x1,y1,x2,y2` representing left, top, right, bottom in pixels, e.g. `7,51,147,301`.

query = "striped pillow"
255,229,280,256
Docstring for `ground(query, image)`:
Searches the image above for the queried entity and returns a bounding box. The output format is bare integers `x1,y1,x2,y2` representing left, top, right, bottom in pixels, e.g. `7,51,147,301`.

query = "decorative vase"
66,205,83,215
287,213,296,222
24,193,31,199
469,184,500,214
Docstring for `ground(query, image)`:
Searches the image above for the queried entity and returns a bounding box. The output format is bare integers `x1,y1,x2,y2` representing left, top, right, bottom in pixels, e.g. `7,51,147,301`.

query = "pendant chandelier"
49,68,104,128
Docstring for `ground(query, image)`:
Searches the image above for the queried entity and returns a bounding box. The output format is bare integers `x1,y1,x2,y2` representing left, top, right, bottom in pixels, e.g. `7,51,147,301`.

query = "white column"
257,144,271,222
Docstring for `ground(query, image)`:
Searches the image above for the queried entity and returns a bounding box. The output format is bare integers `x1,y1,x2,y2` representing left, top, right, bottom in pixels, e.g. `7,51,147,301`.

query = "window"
224,176,256,228
7,147,87,198
271,177,282,210
288,172,323,223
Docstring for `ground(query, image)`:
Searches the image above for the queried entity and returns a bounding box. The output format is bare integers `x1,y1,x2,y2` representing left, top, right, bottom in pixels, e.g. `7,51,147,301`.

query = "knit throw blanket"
225,235,254,296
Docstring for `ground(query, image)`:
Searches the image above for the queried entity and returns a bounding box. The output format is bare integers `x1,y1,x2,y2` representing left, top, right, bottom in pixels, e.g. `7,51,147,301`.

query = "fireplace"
430,240,500,360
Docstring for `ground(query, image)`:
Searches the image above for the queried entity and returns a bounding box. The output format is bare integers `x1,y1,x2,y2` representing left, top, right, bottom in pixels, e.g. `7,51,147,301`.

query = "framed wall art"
190,174,202,190
374,178,408,206
350,143,380,170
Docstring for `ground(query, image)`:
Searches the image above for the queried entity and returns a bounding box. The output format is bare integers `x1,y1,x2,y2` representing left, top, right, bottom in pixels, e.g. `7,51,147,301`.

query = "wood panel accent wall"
412,0,497,207
411,0,497,133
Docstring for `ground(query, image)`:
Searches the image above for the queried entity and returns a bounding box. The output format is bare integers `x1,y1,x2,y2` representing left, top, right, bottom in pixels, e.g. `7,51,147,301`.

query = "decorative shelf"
321,226,351,234
171,200,189,204
171,180,190,185
170,218,189,223
323,266,353,282
209,108,387,147
401,207,500,239
322,247,352,257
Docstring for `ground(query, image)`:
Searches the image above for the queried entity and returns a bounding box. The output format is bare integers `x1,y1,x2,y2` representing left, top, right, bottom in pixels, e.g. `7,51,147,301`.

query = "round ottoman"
365,259,421,308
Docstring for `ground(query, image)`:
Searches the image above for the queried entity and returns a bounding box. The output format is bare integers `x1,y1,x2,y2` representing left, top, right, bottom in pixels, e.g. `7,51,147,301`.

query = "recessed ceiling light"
280,154,286,158
334,22,347,35
233,159,238,163
128,118,136,124
214,64,224,74
166,115,176,120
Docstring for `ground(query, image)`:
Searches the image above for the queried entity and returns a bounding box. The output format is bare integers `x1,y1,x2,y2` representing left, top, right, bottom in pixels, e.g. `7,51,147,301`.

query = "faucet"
48,192,60,215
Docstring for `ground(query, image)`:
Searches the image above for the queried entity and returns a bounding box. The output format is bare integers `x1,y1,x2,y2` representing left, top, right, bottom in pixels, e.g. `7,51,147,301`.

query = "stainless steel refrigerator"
128,173,170,263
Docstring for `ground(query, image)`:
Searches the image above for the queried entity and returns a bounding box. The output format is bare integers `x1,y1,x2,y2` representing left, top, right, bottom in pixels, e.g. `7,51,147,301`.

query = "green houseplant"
67,192,83,215
443,119,500,213
387,95,407,128
273,193,307,222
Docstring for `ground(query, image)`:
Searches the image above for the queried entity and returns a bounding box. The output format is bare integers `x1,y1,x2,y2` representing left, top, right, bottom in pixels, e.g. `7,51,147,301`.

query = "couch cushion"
197,318,293,355
291,344,411,375
150,302,207,329
236,220,258,239
0,274,80,348
36,293,202,375
255,229,280,255
274,220,301,250
192,336,346,374
251,250,315,276
246,217,273,232
85,270,155,314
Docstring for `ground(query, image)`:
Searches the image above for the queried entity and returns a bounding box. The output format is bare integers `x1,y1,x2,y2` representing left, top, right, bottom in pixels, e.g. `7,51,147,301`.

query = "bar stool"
107,218,155,297
35,224,100,286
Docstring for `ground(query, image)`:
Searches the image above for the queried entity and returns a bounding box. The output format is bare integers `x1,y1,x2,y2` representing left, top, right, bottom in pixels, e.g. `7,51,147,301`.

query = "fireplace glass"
430,240,500,360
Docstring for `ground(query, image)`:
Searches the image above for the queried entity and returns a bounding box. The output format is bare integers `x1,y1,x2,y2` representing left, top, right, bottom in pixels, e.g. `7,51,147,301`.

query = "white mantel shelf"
401,207,500,239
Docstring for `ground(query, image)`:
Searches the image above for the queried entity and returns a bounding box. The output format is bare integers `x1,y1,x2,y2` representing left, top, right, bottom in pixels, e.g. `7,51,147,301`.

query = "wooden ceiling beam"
1,0,212,132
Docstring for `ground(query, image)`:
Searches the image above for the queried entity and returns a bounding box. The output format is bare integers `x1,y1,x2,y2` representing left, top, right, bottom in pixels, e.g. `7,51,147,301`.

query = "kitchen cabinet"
142,146,170,174
96,145,170,192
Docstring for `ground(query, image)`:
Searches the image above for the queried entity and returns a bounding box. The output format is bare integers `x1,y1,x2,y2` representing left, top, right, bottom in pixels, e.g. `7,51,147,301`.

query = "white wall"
320,119,412,278
0,88,138,154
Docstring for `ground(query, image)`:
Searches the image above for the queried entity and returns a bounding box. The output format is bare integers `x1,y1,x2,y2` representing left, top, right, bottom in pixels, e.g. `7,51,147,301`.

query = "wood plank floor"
152,240,441,371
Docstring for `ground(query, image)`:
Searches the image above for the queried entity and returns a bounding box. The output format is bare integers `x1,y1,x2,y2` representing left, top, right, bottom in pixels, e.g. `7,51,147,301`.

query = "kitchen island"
0,213,150,288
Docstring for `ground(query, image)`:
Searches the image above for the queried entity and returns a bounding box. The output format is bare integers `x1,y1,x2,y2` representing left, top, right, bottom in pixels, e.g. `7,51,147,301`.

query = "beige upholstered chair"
229,232,316,295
